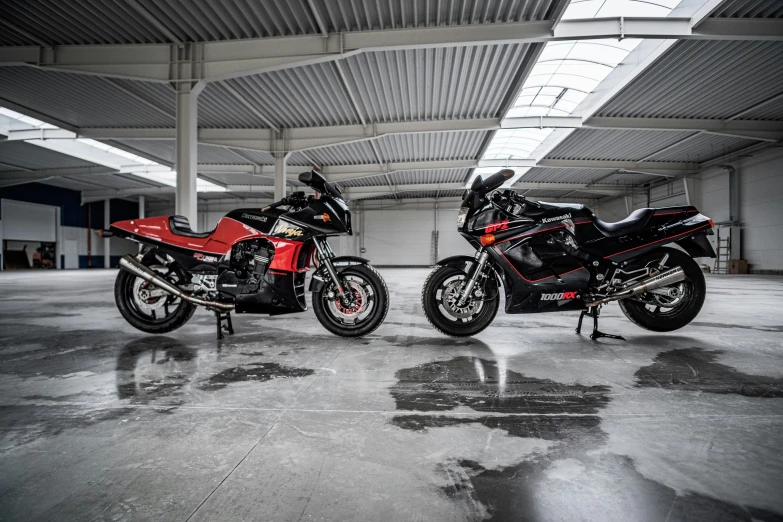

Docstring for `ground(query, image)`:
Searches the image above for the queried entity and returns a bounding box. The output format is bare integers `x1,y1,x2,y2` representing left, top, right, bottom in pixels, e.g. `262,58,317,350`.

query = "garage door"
1,199,57,241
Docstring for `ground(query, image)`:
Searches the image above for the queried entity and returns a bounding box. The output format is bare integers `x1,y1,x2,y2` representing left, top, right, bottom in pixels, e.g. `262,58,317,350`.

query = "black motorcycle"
111,170,389,338
421,169,716,339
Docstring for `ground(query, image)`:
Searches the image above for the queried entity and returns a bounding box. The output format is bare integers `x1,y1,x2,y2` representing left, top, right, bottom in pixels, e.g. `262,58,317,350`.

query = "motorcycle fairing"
460,201,713,315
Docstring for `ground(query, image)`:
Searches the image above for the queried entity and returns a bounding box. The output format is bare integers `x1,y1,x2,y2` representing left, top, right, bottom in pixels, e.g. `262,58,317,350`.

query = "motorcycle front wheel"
421,266,499,337
312,264,389,337
114,253,196,334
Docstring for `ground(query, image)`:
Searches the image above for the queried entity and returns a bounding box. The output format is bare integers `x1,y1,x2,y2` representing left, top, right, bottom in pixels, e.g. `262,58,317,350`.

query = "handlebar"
262,191,308,212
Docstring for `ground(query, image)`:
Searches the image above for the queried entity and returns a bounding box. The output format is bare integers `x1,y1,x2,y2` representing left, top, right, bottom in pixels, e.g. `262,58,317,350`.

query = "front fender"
436,255,479,273
308,256,371,292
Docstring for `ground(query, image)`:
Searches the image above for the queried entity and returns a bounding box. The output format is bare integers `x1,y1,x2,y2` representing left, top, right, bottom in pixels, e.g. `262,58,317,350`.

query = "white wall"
699,148,783,271
594,147,783,272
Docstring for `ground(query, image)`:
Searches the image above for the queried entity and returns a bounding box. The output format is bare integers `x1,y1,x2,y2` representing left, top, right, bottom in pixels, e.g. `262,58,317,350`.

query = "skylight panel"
475,0,677,189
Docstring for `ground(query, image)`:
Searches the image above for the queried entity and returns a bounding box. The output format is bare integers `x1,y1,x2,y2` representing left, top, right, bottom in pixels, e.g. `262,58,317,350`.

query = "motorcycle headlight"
457,207,469,228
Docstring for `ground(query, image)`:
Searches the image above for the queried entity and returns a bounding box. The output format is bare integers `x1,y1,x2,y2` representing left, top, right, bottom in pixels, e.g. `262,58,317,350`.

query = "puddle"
116,337,197,402
390,356,610,413
388,355,782,520
635,348,783,398
198,362,314,391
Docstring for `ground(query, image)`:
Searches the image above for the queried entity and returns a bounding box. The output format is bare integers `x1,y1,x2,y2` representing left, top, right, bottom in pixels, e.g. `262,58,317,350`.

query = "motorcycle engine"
216,239,273,296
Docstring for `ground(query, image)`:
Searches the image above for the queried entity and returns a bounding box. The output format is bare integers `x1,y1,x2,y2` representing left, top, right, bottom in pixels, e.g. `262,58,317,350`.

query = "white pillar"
138,196,145,219
274,152,287,201
55,207,62,269
175,82,203,229
104,199,110,269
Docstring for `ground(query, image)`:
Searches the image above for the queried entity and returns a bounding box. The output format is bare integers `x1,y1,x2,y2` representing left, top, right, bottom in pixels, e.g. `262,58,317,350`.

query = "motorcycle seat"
169,216,213,239
592,208,655,238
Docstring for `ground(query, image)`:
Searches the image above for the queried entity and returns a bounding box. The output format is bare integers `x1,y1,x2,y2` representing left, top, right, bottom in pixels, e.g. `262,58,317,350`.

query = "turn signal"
322,213,330,222
480,234,495,246
708,218,715,228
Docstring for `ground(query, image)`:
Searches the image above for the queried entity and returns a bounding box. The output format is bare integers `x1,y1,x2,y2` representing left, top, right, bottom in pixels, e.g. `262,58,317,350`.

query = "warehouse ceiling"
1,0,782,206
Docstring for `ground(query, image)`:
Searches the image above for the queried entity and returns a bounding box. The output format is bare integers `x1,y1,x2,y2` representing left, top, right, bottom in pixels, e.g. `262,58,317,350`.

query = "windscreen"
298,170,342,199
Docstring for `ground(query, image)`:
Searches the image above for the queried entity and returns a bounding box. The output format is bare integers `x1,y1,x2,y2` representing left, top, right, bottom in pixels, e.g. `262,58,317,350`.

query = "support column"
683,177,699,208
104,199,110,269
55,207,62,269
175,82,202,228
624,196,634,215
138,195,145,219
274,152,287,201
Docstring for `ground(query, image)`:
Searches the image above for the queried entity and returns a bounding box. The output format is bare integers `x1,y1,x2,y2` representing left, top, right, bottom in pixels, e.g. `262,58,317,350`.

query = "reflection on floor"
1,269,782,521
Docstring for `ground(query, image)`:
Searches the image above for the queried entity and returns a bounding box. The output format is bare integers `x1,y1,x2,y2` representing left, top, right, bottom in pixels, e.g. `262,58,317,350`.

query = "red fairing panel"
112,216,263,255
113,216,309,272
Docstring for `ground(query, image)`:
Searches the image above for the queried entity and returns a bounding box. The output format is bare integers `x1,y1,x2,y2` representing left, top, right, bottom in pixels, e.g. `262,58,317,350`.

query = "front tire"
421,266,499,337
312,264,389,337
115,255,196,334
618,247,706,332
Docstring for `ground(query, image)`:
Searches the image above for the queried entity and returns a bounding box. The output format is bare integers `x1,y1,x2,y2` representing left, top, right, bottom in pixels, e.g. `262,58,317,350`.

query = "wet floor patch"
115,337,198,403
635,347,783,398
388,355,783,520
198,362,315,391
390,356,611,413
0,405,135,452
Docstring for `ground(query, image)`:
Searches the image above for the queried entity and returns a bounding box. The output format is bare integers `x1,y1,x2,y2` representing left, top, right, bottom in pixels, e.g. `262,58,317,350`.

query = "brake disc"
327,279,370,321
441,279,483,319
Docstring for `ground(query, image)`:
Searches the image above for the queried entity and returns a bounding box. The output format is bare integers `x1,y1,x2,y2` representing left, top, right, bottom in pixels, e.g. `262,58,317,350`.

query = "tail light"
708,218,715,228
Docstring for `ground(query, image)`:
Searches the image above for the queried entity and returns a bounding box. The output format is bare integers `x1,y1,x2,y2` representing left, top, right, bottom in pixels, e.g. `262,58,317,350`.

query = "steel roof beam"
79,180,630,201
2,17,781,82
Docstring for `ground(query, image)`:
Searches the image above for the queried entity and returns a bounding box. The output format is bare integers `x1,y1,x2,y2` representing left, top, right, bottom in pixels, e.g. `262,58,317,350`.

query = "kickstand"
576,306,625,341
215,311,234,340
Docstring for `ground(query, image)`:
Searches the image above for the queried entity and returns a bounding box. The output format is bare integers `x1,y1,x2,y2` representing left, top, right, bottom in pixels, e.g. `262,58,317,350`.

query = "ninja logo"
540,291,578,301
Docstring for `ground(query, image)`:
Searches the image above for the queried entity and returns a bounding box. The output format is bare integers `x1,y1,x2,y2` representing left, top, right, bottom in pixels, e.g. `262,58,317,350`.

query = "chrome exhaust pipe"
585,267,686,307
119,255,234,311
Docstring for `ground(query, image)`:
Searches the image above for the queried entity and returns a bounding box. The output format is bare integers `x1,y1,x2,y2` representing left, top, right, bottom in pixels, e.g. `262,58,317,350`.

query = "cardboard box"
729,259,748,274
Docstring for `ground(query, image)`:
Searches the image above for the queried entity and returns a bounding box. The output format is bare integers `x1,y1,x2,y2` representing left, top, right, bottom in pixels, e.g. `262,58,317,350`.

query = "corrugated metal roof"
595,41,783,120
342,44,538,122
316,0,564,31
0,67,175,128
519,167,659,186
360,189,466,200
375,130,490,162
201,62,360,128
336,168,470,188
113,140,275,166
0,0,565,46
545,129,695,162
644,133,758,163
0,141,101,171
289,141,377,166
710,0,783,18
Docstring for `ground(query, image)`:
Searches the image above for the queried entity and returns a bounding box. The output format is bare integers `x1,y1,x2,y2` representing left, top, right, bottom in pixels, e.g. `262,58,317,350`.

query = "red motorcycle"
109,170,388,338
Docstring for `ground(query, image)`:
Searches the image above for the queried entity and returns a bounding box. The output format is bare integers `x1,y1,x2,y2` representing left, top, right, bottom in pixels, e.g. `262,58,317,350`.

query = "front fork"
313,237,353,306
457,249,490,307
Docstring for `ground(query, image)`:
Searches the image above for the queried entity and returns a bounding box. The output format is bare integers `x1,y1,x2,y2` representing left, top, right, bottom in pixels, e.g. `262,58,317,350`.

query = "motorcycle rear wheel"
115,254,196,334
421,265,499,337
618,247,706,332
312,264,389,337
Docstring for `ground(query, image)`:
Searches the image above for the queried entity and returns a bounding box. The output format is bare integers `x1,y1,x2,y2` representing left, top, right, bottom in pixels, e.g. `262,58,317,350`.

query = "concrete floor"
0,269,782,521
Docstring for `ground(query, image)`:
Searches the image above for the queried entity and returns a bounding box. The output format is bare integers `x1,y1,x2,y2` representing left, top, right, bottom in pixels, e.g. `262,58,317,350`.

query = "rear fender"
308,256,371,292
676,232,716,258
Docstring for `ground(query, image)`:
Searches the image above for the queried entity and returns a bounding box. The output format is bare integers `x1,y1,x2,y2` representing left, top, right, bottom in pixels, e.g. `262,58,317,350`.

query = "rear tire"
312,264,389,337
115,255,196,334
618,247,706,332
421,265,499,337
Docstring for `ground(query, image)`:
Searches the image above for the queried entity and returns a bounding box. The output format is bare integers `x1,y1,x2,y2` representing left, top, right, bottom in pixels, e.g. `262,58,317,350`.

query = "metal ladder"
714,229,730,274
